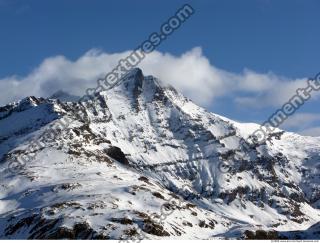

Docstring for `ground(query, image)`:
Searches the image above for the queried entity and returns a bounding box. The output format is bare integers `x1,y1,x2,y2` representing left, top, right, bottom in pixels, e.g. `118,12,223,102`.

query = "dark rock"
106,146,129,165
244,230,280,239
152,192,165,200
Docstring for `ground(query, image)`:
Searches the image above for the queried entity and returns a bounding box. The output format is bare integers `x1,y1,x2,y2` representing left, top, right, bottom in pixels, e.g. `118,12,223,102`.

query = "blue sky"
1,0,319,135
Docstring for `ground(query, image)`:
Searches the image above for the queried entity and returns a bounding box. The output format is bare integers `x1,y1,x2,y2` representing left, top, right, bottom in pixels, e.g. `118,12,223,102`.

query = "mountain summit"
0,69,320,239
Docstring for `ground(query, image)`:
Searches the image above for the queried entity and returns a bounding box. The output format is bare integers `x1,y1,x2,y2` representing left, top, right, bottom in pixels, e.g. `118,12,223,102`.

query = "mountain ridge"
0,68,320,239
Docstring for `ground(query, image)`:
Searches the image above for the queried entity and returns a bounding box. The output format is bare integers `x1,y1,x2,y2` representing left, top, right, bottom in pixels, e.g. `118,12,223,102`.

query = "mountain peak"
123,67,144,82
50,90,80,102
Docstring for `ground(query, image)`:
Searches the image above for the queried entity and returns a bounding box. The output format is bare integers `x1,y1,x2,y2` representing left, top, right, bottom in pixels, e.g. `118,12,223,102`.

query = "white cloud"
0,49,131,105
278,113,320,137
281,113,320,130
299,127,320,137
0,47,317,109
235,75,316,108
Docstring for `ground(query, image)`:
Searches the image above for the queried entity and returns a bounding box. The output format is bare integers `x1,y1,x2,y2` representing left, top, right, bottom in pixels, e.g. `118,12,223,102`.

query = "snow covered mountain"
0,68,320,239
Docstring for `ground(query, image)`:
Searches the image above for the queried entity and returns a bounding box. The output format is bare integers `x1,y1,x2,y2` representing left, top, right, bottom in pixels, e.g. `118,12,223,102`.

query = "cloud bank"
280,113,320,136
0,47,314,108
0,47,319,135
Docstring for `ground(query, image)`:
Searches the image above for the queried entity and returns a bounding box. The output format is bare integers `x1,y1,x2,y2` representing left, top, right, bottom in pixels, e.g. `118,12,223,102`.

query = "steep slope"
0,68,319,239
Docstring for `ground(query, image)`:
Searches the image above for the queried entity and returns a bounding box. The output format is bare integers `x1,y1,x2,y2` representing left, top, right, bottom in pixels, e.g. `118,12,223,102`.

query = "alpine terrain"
0,68,320,239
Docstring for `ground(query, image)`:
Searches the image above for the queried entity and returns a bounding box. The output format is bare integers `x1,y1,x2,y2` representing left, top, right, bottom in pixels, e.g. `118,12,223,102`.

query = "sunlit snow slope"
0,68,320,239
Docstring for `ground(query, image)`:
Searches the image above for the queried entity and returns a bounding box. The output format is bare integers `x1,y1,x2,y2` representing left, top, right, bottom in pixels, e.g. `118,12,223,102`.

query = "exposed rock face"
106,146,129,165
1,68,320,239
